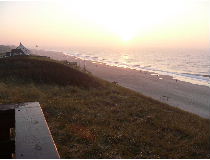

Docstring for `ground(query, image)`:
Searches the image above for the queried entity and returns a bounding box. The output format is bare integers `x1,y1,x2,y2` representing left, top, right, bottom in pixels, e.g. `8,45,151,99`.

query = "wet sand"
33,50,210,119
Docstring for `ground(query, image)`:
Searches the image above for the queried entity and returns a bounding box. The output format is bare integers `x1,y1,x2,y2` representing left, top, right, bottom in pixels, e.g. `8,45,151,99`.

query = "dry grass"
0,56,209,158
0,56,101,88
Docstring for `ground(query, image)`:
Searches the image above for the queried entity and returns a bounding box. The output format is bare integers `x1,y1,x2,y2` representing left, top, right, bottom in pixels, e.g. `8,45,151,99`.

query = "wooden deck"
0,102,60,159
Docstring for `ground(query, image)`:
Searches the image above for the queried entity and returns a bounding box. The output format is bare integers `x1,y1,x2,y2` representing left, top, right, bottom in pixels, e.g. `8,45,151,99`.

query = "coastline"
33,49,210,119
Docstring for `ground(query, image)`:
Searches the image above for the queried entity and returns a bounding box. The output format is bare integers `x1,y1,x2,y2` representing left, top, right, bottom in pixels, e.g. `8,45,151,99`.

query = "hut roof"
16,42,30,55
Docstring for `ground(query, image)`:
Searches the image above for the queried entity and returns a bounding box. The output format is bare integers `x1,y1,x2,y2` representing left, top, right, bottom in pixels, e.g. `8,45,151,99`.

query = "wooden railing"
0,102,60,159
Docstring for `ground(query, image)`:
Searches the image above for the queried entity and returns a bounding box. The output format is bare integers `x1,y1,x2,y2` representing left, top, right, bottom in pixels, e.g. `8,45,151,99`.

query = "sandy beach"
33,50,210,119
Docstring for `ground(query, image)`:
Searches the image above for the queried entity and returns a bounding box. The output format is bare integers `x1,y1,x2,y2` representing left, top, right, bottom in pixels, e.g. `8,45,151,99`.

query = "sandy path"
33,50,210,119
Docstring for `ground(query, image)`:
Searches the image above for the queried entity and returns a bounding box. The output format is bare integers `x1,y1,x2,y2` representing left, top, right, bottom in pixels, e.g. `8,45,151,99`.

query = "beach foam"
65,48,210,87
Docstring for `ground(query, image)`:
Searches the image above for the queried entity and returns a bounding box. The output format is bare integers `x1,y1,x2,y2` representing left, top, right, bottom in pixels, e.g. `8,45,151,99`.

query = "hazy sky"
0,0,209,49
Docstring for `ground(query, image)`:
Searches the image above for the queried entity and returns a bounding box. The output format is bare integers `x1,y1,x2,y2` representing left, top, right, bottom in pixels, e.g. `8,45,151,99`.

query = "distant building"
2,42,31,58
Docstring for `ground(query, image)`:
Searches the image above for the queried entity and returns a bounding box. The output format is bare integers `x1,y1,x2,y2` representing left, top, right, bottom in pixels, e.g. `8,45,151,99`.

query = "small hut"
4,43,31,57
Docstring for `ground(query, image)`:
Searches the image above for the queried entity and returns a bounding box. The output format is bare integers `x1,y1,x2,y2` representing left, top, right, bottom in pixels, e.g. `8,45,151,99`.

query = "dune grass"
0,56,209,158
0,56,101,88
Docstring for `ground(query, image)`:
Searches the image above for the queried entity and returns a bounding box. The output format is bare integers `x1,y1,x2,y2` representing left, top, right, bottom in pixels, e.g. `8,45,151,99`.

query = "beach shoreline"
33,49,210,119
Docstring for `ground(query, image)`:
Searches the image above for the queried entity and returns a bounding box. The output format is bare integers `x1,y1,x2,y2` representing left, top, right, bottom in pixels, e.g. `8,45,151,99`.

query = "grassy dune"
0,56,209,158
0,56,100,88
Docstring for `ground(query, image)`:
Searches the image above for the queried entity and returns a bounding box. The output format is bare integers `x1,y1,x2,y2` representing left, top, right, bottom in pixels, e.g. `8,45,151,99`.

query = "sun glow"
121,34,133,42
55,0,193,42
0,0,209,48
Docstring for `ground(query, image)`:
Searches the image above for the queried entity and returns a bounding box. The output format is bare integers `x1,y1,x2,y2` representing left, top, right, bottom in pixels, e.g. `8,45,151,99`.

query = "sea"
50,47,210,87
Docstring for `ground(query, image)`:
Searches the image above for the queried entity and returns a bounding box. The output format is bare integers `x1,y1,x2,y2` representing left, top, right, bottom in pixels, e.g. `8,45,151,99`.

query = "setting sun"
52,0,209,44
0,0,209,48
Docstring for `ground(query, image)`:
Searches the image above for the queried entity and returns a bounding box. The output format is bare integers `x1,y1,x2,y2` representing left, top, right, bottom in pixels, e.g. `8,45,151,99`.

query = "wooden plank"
15,102,60,159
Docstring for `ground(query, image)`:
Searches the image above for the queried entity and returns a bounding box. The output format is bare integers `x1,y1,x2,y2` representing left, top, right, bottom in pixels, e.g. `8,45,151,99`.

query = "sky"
0,0,209,49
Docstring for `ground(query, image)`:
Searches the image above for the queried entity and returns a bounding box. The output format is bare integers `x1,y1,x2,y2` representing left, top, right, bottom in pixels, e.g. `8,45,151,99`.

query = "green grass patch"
0,56,209,158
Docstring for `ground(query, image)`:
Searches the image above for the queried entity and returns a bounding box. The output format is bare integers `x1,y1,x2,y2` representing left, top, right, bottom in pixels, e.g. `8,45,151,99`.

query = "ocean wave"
66,51,210,87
